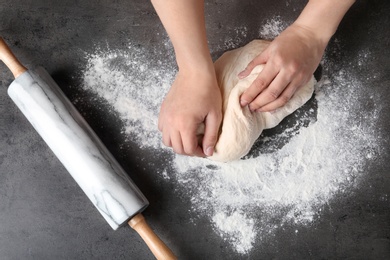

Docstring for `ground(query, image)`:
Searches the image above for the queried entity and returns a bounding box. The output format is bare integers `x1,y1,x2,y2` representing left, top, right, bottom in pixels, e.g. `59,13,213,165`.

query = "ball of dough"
208,40,315,162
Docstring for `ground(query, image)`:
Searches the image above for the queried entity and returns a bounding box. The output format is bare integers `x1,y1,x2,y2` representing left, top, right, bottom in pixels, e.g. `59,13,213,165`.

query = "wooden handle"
0,37,27,78
129,213,177,260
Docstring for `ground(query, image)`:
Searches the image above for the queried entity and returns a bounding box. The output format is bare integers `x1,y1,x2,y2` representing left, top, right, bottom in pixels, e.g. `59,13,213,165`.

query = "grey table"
0,0,389,259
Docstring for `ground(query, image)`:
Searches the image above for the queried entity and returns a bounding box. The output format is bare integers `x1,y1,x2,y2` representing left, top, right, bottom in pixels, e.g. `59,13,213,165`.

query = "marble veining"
7,67,149,230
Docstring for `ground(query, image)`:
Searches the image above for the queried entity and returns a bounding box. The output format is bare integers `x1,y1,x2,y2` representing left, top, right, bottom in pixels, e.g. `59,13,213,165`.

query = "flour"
212,211,256,254
80,38,383,254
81,44,175,149
259,16,288,39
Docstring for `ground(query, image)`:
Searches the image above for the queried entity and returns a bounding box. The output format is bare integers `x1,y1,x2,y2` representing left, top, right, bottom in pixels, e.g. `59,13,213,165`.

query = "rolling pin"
0,38,176,260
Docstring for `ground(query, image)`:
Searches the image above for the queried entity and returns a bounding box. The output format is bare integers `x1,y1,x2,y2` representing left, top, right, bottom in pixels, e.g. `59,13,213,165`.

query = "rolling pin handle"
129,213,177,260
0,37,27,78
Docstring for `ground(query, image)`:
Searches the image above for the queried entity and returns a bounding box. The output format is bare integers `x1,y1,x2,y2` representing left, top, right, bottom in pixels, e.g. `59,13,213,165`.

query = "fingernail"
238,70,246,79
240,99,248,107
205,146,214,156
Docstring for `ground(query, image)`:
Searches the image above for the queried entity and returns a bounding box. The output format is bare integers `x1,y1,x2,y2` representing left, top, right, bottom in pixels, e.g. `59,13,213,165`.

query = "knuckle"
268,90,280,100
253,78,267,90
289,61,301,73
164,116,176,127
278,94,290,105
168,116,189,131
273,55,283,66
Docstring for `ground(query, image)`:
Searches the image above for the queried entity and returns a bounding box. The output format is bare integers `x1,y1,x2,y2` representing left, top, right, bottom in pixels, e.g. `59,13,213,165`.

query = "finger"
202,111,222,156
159,114,170,147
170,131,185,155
247,71,290,111
257,79,301,112
161,130,172,147
181,127,204,157
238,51,268,79
256,73,312,112
240,63,278,107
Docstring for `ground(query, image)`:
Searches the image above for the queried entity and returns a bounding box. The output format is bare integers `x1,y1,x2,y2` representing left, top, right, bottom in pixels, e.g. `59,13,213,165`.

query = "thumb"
202,112,222,156
238,50,269,79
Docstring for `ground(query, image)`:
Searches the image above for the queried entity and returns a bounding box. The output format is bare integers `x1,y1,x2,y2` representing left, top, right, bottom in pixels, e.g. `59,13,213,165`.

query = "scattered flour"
79,37,384,254
212,211,256,254
259,16,288,39
224,26,248,49
81,43,175,148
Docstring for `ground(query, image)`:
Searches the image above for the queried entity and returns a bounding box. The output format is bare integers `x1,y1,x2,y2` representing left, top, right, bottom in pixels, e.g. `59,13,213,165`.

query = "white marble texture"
8,67,149,230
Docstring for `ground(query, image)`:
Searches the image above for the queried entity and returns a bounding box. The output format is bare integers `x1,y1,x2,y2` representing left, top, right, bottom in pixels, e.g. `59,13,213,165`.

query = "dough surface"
208,40,315,162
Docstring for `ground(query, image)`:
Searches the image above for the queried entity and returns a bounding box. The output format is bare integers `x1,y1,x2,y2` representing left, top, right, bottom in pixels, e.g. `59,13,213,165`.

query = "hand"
238,23,327,112
158,68,222,157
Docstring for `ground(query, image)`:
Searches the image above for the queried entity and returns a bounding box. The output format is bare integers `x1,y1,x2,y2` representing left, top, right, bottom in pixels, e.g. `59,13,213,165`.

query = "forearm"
294,0,355,45
151,0,213,72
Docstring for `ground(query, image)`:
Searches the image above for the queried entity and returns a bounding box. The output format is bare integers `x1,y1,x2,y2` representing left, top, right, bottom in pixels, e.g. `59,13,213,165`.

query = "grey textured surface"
0,0,389,259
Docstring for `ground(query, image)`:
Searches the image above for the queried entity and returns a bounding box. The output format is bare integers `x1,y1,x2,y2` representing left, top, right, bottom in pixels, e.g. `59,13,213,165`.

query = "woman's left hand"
238,23,327,112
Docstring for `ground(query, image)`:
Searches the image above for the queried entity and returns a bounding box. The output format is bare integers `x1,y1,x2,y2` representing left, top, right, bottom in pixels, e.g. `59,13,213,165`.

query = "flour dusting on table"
259,16,288,39
79,38,384,254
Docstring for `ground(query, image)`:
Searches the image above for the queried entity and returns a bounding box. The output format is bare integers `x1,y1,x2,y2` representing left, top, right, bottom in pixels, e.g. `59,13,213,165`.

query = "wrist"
178,63,217,82
289,23,329,51
174,45,214,73
176,52,215,75
175,61,218,92
294,0,355,45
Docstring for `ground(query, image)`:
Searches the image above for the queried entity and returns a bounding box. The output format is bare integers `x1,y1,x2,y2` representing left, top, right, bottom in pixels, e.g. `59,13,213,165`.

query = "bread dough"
208,40,315,162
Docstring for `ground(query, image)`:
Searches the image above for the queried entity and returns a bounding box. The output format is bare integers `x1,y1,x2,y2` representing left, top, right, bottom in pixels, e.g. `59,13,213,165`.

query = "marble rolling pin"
0,38,176,260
